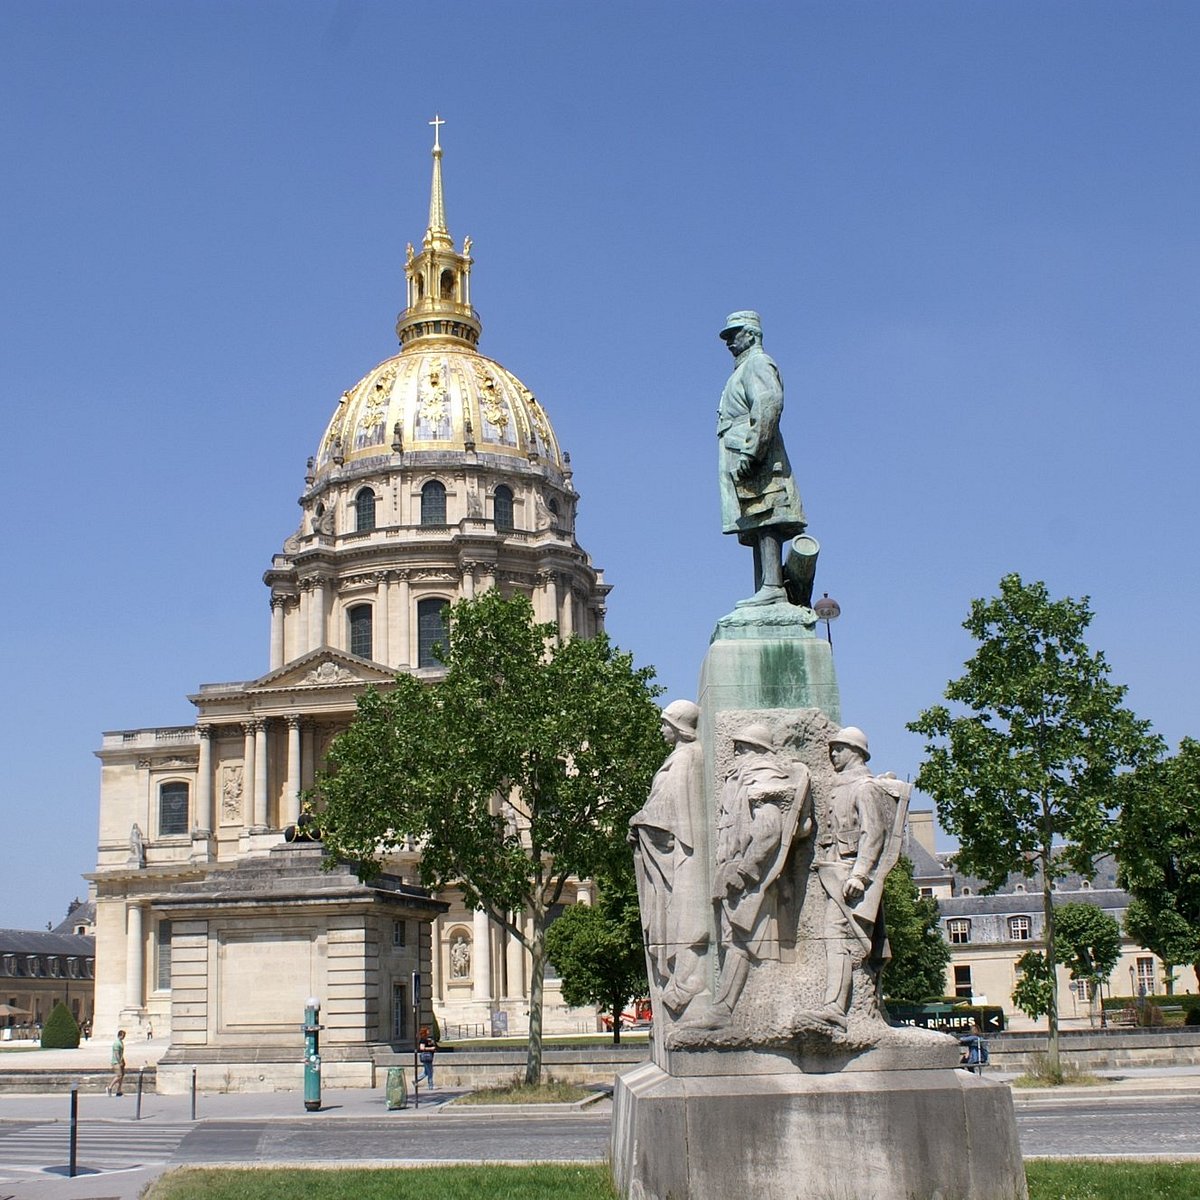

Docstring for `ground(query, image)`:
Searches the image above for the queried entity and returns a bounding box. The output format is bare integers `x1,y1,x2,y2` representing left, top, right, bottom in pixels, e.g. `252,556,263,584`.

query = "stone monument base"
611,1061,1028,1200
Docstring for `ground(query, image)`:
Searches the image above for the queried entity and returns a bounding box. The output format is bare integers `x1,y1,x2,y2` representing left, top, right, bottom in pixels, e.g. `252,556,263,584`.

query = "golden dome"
314,345,562,472
312,119,563,478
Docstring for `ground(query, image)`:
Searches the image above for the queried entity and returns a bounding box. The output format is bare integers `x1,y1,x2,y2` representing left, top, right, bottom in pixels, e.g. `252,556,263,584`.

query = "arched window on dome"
440,269,456,300
159,781,189,837
494,485,514,532
354,488,376,533
547,498,560,529
418,598,450,668
348,604,373,659
421,480,447,526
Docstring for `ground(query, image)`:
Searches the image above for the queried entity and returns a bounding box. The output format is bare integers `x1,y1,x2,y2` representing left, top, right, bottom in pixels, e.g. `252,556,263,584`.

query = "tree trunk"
524,914,546,1086
1041,857,1061,1079
611,989,622,1046
1164,964,1175,996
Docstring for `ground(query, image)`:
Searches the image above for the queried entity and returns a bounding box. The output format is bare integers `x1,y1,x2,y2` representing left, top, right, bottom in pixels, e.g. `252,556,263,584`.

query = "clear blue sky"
2,3,1198,931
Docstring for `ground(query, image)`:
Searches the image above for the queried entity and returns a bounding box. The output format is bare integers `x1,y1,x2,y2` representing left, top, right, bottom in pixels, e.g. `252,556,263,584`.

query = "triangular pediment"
250,647,399,693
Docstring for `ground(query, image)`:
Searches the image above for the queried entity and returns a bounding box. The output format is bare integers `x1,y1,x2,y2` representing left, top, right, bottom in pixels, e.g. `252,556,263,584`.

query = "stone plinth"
612,1061,1028,1200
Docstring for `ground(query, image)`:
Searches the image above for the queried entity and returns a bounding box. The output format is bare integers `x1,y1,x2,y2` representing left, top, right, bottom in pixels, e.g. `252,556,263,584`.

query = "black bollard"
190,1067,197,1121
68,1085,78,1178
135,1067,144,1121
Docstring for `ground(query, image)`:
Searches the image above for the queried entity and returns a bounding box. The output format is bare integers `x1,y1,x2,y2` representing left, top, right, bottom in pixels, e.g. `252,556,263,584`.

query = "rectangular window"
392,983,408,1042
1008,915,1031,941
947,919,971,945
1136,956,1156,994
159,782,190,836
953,964,973,1000
393,920,407,948
918,887,934,898
156,921,173,991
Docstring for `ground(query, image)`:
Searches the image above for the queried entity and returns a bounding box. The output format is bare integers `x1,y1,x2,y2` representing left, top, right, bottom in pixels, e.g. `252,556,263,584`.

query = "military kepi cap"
720,310,763,340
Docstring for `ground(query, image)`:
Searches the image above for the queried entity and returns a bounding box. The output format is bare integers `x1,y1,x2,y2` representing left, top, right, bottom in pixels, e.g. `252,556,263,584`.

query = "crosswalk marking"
0,1121,192,1173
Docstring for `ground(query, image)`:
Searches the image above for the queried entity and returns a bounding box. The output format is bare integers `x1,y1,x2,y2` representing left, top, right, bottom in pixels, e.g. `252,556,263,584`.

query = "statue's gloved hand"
843,874,866,904
734,453,756,482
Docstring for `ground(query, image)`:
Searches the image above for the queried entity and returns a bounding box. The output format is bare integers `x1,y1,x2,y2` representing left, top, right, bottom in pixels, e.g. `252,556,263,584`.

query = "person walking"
106,1029,126,1096
417,1027,437,1089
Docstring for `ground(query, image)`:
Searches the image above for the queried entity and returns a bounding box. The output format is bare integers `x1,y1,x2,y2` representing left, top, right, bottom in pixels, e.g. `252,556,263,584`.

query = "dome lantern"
396,115,482,350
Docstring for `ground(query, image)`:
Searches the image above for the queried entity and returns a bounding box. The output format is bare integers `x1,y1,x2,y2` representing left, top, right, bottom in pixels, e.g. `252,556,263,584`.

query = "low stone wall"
985,1027,1200,1072
0,1068,156,1095
374,1046,648,1090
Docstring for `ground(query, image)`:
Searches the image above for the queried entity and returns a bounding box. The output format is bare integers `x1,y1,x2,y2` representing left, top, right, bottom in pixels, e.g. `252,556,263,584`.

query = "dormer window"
421,480,447,526
494,485,514,532
355,488,376,533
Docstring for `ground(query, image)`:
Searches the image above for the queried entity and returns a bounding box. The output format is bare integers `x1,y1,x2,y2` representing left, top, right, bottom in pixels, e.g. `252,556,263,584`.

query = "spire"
424,114,452,250
396,116,482,349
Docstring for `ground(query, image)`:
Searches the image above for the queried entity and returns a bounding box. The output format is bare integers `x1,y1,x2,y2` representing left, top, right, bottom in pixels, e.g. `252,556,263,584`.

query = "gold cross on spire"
429,113,445,151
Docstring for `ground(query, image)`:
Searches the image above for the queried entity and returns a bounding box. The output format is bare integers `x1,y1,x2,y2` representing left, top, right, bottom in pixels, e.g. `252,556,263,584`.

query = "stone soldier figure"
629,700,709,1016
694,723,813,1027
814,726,904,1029
716,311,806,606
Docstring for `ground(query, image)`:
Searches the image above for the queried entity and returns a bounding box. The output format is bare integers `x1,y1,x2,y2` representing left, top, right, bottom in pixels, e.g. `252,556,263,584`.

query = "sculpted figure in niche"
628,700,709,1017
814,726,906,1029
693,723,813,1028
450,936,471,980
716,310,806,607
128,823,146,868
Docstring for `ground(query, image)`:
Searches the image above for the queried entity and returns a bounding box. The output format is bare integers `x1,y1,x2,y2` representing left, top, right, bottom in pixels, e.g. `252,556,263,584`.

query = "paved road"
2,1095,1199,1198
1015,1094,1200,1158
175,1112,611,1165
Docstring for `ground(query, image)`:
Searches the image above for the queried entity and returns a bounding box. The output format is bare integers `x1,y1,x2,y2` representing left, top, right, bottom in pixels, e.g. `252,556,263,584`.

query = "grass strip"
453,1080,594,1105
1026,1158,1200,1199
146,1164,619,1200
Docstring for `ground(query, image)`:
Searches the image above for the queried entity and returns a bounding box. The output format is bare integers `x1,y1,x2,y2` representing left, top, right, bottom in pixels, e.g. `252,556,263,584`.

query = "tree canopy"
880,856,951,1005
312,589,665,1083
1054,901,1122,985
544,868,647,1044
1117,738,1200,992
908,573,1159,1074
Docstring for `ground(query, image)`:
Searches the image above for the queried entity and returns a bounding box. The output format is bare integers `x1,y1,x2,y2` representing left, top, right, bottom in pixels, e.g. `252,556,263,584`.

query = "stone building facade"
904,816,1176,1028
90,129,612,1080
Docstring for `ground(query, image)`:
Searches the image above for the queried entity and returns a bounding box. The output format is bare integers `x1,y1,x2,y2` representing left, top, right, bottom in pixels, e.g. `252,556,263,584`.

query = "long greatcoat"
717,345,805,545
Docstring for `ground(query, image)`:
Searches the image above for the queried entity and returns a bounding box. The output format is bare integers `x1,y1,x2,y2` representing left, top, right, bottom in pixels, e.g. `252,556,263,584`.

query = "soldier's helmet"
661,699,700,737
731,723,775,753
719,310,763,340
829,726,870,762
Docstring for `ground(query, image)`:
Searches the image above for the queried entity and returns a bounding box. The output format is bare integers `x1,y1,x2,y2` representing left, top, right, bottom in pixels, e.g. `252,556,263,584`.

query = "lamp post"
814,593,841,647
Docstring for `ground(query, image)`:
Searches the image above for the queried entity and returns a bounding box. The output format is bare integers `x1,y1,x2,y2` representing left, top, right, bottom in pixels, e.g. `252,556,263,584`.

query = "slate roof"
0,929,95,956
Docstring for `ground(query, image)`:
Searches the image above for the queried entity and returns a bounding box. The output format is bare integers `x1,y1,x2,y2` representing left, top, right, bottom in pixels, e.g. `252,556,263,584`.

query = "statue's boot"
735,584,789,608
821,945,852,1029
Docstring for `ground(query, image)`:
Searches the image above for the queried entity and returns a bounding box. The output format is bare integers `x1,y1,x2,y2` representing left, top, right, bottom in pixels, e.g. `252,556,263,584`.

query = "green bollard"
302,997,323,1112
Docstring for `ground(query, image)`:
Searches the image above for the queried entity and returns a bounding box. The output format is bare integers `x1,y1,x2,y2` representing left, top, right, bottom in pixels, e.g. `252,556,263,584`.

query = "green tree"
880,856,952,1004
1011,950,1054,1022
312,589,664,1084
1055,900,1122,1021
544,869,647,1045
1117,738,1200,993
907,573,1159,1077
40,1001,80,1049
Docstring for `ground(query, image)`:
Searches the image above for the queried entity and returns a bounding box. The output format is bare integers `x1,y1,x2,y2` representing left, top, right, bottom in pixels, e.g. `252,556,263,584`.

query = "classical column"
505,926,525,999
537,571,555,625
195,725,213,836
375,572,390,664
285,715,302,826
478,565,496,593
558,575,575,638
269,596,285,670
298,584,311,653
125,902,145,1011
396,571,412,668
253,720,269,830
472,908,492,1001
314,577,329,647
460,561,476,600
242,722,256,829
301,720,316,791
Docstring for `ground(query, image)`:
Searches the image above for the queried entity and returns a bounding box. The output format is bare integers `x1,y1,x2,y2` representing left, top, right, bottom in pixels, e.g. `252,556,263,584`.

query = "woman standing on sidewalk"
106,1029,126,1096
417,1027,437,1089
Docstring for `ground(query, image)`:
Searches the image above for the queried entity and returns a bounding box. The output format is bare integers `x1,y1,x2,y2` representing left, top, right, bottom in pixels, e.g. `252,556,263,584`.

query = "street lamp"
814,593,841,647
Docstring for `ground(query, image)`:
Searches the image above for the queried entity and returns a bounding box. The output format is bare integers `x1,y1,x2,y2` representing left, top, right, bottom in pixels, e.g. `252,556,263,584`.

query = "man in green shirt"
106,1029,126,1096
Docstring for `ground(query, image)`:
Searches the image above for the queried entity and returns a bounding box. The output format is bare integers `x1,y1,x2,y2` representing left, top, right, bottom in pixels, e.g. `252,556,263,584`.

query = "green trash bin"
385,1066,409,1110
